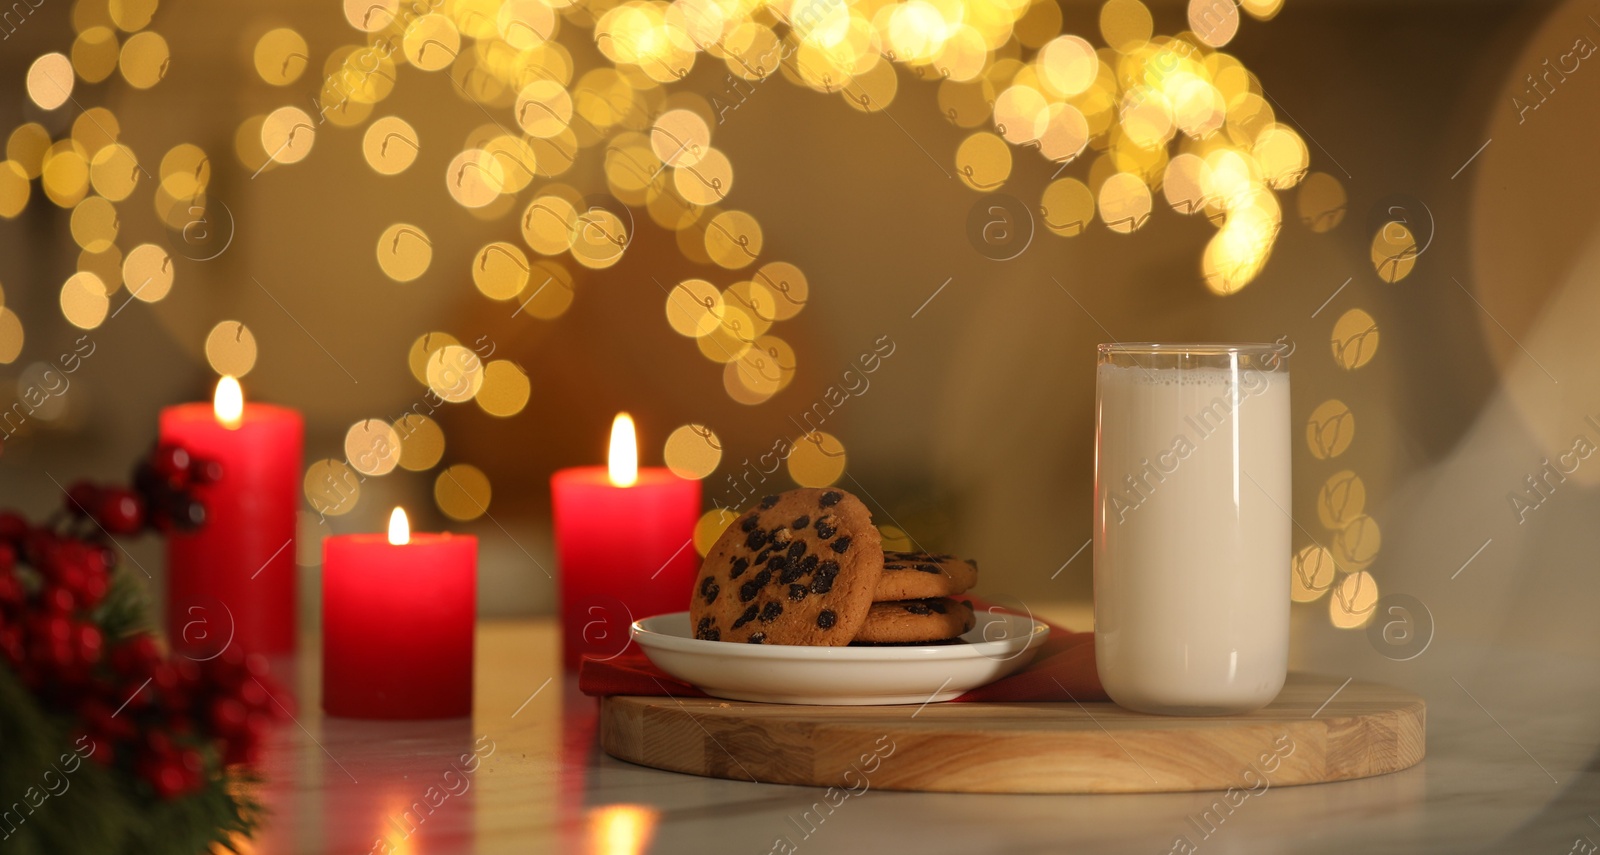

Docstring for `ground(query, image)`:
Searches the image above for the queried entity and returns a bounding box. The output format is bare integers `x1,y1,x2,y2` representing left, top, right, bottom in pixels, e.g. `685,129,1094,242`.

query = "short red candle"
322,511,476,719
551,414,701,670
160,379,302,656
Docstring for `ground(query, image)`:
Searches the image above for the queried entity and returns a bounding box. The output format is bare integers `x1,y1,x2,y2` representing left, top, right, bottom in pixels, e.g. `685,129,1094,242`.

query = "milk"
1093,362,1291,715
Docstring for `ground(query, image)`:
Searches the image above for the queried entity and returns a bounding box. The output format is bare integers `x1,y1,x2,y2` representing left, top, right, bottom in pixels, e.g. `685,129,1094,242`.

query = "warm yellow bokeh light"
474,242,531,301
345,419,403,477
787,431,847,488
476,360,531,417
118,31,169,89
427,345,485,403
1330,570,1379,629
693,507,737,557
254,28,309,86
1371,221,1417,283
1307,398,1355,460
0,308,23,364
305,459,360,517
1331,307,1380,370
363,116,419,176
1097,172,1152,234
435,464,492,521
1290,545,1337,603
27,53,75,110
663,424,721,480
59,272,109,330
956,131,1012,192
122,243,173,302
1317,470,1366,530
205,320,257,377
396,414,446,471
378,223,432,282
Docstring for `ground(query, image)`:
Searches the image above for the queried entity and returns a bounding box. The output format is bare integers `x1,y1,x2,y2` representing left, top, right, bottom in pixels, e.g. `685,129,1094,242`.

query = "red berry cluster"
0,444,287,801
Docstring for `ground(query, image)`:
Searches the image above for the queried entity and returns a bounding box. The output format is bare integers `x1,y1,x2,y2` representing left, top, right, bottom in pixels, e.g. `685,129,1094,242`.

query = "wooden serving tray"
600,673,1424,793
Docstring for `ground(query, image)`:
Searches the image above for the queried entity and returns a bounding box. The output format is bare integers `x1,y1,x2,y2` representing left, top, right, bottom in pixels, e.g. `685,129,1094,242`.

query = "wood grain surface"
600,673,1425,793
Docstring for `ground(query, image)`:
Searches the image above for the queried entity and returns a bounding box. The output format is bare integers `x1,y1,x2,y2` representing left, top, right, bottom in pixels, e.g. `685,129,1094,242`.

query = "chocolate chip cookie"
853,598,975,644
874,552,979,602
690,488,883,645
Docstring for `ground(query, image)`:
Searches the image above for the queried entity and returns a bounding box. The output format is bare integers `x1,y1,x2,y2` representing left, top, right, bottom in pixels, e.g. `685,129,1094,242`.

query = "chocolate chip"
815,518,837,539
700,576,720,604
819,491,842,507
697,617,712,632
817,610,836,629
730,556,749,579
760,495,779,509
788,584,808,601
905,602,932,615
740,513,760,532
760,601,783,622
755,549,772,565
745,528,769,550
791,515,810,529
747,632,766,644
732,604,758,628
779,561,805,584
699,628,720,641
810,560,839,594
914,563,941,574
799,554,819,575
787,541,807,559
926,600,948,614
830,536,852,554
739,578,760,602
696,617,719,641
767,555,789,576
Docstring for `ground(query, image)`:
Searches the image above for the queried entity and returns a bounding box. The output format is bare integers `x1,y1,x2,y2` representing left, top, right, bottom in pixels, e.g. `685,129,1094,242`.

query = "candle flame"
213,376,244,429
608,412,638,488
388,507,410,545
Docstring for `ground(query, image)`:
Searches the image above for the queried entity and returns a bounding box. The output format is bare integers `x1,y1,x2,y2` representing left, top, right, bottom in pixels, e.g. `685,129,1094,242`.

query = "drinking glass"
1093,343,1291,715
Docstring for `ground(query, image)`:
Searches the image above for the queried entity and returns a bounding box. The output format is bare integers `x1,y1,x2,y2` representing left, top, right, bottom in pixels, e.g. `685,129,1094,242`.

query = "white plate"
631,610,1049,705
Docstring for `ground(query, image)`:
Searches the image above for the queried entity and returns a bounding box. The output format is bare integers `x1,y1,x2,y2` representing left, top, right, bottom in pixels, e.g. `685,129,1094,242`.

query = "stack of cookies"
690,487,980,646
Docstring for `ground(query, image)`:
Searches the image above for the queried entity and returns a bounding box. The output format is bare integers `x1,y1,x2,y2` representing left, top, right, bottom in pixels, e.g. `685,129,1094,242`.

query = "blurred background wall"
0,0,1575,645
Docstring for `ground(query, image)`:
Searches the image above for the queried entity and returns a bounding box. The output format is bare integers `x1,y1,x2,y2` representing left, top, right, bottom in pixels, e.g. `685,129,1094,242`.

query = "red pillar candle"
551,414,701,670
160,376,302,656
322,508,477,719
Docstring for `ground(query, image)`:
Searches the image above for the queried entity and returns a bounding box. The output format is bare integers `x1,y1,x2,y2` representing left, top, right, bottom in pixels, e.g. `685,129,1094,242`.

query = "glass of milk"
1093,343,1291,715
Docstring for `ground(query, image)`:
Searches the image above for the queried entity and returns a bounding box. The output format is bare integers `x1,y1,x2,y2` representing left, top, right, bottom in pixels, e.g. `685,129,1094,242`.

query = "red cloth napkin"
577,610,1108,703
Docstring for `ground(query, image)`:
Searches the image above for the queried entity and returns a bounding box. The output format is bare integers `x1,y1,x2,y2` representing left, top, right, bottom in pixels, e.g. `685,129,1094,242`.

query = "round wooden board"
600,673,1424,793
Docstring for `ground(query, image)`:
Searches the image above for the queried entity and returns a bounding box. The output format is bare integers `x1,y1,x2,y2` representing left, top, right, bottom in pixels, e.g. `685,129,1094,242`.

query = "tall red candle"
322,508,476,719
160,377,302,656
551,414,701,670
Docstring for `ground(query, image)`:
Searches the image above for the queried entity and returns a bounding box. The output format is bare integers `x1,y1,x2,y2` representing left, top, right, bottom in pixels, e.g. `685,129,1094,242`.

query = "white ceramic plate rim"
632,611,1050,661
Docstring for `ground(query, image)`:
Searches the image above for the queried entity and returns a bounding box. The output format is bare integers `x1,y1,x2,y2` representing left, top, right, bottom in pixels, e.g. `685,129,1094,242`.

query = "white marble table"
242,608,1600,855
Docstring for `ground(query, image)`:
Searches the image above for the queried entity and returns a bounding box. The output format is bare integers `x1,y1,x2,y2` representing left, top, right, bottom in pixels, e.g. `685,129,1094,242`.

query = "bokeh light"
205,320,257,377
435,463,492,520
663,424,721,480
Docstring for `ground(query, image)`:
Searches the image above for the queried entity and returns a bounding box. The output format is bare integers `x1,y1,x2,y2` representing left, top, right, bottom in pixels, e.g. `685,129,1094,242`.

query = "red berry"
97,488,144,535
72,622,103,665
42,585,76,614
65,481,100,517
0,542,15,574
145,759,188,799
189,458,224,485
0,512,27,544
210,697,248,734
150,445,192,488
110,635,162,677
